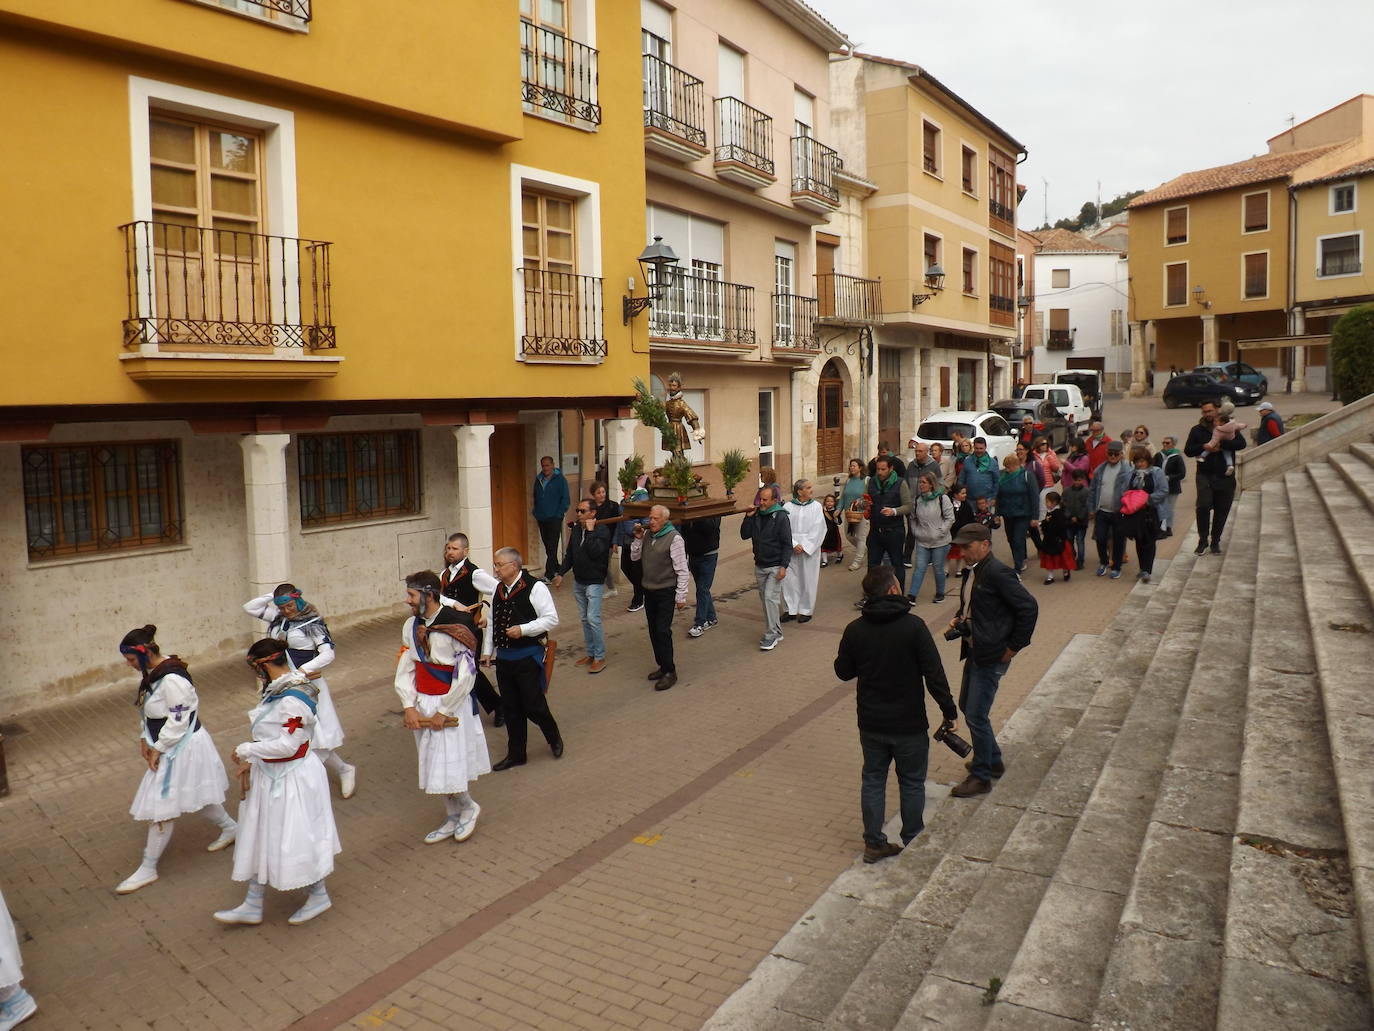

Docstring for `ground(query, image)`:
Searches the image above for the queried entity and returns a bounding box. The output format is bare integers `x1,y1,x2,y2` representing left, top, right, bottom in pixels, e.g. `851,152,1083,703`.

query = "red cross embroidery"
284,716,304,734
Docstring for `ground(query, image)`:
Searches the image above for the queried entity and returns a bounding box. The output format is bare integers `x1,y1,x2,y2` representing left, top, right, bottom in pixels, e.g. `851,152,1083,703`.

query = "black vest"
441,561,482,607
868,475,904,531
492,570,546,646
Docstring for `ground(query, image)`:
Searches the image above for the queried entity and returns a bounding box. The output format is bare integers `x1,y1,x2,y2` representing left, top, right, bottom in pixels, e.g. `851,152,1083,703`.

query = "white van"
1020,383,1092,432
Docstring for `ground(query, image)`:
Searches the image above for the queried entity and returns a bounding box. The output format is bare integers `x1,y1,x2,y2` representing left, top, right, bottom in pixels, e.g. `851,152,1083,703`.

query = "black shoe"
646,669,665,681
863,841,902,864
906,594,918,602
654,672,677,691
780,613,796,623
797,615,812,624
1194,542,1207,556
933,594,946,603
550,740,564,759
965,758,1007,778
491,755,527,772
1209,544,1222,555
1075,559,1085,570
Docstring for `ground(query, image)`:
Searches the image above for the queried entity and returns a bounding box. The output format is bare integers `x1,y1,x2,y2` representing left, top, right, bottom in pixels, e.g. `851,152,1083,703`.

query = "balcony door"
758,389,776,474
816,238,837,317
642,0,672,119
522,189,579,344
149,115,268,347
773,240,796,342
878,347,901,452
521,0,569,99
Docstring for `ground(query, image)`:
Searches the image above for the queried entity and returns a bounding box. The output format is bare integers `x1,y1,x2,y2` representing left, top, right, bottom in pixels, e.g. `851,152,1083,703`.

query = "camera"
943,619,970,642
934,722,972,758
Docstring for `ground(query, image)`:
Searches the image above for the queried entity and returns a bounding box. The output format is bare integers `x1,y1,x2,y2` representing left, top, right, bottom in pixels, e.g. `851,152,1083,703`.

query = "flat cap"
953,523,991,545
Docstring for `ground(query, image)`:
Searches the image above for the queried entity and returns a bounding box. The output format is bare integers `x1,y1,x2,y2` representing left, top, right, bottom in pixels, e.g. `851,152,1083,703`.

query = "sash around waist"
263,741,309,764
416,660,454,696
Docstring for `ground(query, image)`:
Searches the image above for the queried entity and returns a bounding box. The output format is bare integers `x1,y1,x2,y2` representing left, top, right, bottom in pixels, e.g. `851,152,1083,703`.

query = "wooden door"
939,366,951,408
816,241,837,318
489,424,529,561
878,346,901,452
817,364,843,473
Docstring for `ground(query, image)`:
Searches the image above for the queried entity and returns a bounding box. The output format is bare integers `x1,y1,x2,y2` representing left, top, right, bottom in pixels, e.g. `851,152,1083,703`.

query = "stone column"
240,433,291,603
604,417,638,500
1201,314,1219,365
454,425,496,572
1291,308,1308,392
1128,321,1149,396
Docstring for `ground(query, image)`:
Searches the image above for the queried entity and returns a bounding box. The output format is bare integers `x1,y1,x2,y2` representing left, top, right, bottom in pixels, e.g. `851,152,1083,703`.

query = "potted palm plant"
717,449,751,498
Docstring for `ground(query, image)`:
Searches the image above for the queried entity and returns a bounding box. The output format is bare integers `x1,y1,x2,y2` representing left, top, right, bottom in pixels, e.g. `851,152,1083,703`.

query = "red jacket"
1086,434,1112,476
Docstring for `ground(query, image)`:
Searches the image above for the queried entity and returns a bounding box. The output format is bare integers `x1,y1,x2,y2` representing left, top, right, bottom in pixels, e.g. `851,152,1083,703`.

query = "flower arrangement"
660,455,697,500
616,454,645,498
717,449,751,497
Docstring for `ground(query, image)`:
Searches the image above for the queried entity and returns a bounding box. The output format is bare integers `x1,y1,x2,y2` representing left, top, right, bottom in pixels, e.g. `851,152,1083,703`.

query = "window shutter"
1243,193,1268,232
1166,208,1187,243
1166,262,1187,304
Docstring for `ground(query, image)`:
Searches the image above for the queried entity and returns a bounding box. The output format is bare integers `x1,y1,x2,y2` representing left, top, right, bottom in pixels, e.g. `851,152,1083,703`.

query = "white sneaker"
424,821,458,844
288,891,332,926
0,987,37,1031
339,764,357,800
206,823,237,852
848,560,862,571
687,624,705,638
453,802,481,842
213,901,263,926
115,866,158,895
759,634,780,651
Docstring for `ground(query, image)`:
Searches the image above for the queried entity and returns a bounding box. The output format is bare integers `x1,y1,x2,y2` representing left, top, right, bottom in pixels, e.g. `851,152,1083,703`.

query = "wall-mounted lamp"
1017,293,1032,311
912,263,946,307
1192,284,1212,310
623,236,681,325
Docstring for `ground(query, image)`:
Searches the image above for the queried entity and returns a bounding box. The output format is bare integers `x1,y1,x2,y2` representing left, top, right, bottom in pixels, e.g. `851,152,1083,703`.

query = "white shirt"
482,578,559,658
438,559,499,610
394,608,476,716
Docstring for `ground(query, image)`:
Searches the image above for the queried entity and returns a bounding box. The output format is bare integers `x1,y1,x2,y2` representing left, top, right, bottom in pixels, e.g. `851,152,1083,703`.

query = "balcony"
714,97,775,189
816,273,880,324
520,22,601,126
121,221,339,379
791,136,842,214
643,55,709,162
649,271,756,354
519,268,607,361
772,293,819,357
990,293,1016,328
203,0,311,21
1047,328,1074,351
989,198,1015,230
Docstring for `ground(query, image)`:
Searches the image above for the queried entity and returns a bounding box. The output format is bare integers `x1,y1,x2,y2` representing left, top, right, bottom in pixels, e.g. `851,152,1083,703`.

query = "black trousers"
867,525,905,573
620,545,644,605
1094,511,1126,570
537,518,564,578
470,626,500,714
643,586,677,674
1196,473,1237,546
494,655,561,760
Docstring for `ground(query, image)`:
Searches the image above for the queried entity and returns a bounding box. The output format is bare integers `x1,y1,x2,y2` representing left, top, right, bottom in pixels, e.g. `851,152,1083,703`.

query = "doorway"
957,358,978,410
489,424,528,559
758,388,776,474
818,359,844,474
878,347,901,451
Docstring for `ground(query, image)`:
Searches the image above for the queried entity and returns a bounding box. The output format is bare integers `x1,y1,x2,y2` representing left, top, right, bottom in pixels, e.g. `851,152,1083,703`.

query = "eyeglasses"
576,509,591,515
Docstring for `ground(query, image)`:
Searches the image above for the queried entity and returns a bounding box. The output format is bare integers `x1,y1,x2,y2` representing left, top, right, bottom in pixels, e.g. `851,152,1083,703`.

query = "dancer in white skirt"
116,625,236,895
0,886,37,1030
244,584,357,798
397,571,491,844
215,639,341,926
782,479,826,623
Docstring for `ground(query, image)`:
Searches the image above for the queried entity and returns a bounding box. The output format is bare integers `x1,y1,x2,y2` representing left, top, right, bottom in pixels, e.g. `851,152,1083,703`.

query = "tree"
1077,201,1099,228
1331,303,1374,404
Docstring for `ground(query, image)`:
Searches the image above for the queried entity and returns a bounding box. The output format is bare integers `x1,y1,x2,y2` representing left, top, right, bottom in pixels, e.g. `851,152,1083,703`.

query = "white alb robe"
396,613,491,794
128,671,229,823
243,595,345,750
782,499,826,616
0,886,23,990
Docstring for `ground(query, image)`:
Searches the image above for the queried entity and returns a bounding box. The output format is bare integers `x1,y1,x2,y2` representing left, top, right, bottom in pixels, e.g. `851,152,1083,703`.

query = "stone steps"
1213,476,1372,1028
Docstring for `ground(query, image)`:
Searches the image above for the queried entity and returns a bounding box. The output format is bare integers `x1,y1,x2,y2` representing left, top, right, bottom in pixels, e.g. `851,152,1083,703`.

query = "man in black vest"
482,547,563,770
438,532,503,725
552,499,614,674
866,456,913,593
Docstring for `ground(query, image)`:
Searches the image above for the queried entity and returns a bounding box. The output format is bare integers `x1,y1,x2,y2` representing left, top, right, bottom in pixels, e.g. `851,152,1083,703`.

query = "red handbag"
1120,488,1148,516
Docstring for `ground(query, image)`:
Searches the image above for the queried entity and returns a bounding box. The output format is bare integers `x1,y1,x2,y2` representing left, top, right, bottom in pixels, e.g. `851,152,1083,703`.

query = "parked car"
1194,361,1268,396
910,410,1019,466
1019,383,1092,432
990,398,1071,451
1162,371,1263,408
1053,370,1104,421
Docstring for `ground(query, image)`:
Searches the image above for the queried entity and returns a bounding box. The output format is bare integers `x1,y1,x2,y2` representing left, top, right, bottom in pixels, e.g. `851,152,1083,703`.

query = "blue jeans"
860,731,930,846
909,544,950,599
688,552,718,626
572,580,605,660
959,660,1009,781
1069,524,1088,565
1158,493,1178,530
1002,515,1029,570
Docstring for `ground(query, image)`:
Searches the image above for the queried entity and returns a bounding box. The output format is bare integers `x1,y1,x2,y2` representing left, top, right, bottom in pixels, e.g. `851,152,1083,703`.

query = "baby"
1207,402,1247,476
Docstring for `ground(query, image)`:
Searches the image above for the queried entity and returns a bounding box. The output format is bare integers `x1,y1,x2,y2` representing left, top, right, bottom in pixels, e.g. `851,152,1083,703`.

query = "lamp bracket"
623,295,654,325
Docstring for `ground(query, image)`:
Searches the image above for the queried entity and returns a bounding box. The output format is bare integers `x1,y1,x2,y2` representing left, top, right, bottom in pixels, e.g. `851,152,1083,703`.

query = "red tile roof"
1296,155,1374,187
1033,228,1118,253
1129,144,1342,208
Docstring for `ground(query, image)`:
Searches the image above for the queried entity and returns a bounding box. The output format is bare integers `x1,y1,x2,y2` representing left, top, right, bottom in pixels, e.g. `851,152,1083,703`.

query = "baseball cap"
952,523,991,545
1257,401,1274,411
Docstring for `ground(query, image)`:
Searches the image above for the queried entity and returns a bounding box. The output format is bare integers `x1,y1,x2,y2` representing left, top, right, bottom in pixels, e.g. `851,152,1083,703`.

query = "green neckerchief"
652,521,676,538
1161,447,1180,456
998,469,1023,487
920,485,945,502
972,453,996,473
874,470,899,490
790,496,817,506
761,502,784,514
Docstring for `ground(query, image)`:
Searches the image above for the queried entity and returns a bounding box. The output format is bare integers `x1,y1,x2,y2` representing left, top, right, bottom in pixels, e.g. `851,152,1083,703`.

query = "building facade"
1027,228,1130,390
0,0,648,703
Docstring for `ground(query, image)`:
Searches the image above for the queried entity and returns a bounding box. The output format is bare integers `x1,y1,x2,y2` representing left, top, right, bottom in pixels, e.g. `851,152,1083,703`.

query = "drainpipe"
1286,184,1298,394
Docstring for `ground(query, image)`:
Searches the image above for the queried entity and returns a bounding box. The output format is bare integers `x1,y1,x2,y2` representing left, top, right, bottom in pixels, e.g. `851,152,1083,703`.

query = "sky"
806,0,1374,227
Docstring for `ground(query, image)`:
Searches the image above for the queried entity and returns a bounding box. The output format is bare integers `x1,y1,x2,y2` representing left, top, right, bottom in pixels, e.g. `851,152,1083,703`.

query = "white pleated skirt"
128,727,229,823
231,751,341,891
310,676,345,751
0,886,22,990
413,693,491,794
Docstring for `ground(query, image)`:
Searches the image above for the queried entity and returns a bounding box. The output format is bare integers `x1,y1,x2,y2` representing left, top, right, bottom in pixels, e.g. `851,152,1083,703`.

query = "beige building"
829,53,1026,447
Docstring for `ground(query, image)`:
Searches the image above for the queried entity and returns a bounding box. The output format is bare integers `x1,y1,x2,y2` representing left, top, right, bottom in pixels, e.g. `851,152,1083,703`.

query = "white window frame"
1330,181,1357,215
1163,260,1189,308
1163,204,1188,246
960,245,979,296
959,140,978,197
1240,190,1270,235
127,76,299,354
1316,230,1364,280
757,388,776,472
510,164,604,363
920,115,943,180
1240,249,1269,300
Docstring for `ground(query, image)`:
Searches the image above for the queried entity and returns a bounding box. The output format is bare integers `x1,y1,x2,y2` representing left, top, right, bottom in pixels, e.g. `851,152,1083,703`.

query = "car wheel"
1164,394,1179,409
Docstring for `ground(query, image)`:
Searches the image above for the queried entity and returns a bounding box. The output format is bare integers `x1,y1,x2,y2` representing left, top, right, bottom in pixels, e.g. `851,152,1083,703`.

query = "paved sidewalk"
0,394,1322,1029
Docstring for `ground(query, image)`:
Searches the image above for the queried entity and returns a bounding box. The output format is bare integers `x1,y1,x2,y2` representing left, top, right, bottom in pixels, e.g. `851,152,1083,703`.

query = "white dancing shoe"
0,987,37,1031
288,889,332,926
423,821,458,844
339,764,358,800
453,802,481,842
212,901,263,926
206,823,237,852
115,866,159,895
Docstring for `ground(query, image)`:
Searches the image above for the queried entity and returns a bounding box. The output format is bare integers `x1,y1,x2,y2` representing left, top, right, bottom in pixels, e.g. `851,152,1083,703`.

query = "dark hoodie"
834,594,957,735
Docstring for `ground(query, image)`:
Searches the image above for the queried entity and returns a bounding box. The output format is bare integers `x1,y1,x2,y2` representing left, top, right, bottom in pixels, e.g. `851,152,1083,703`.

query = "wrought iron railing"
990,295,1016,313
221,0,312,20
989,199,1014,224
791,136,841,203
649,270,755,346
519,268,607,358
1047,329,1073,351
520,22,601,125
715,97,774,175
815,272,880,323
772,293,818,351
122,221,334,349
643,54,706,148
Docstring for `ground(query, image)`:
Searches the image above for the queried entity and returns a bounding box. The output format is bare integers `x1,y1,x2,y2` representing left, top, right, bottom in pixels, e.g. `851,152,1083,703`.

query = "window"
758,389,775,471
961,145,977,194
208,0,310,25
23,441,183,560
1332,183,1356,214
988,243,1016,325
773,240,797,342
1165,206,1188,245
794,89,814,137
1051,268,1070,289
718,42,745,98
1165,261,1188,305
961,247,977,294
645,205,728,340
1319,233,1362,277
922,120,941,176
923,233,942,275
1243,252,1268,299
298,430,421,526
988,147,1015,229
1242,191,1269,233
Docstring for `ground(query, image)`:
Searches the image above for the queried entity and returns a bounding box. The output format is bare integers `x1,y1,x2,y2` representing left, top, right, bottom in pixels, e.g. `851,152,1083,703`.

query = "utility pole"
1042,177,1049,227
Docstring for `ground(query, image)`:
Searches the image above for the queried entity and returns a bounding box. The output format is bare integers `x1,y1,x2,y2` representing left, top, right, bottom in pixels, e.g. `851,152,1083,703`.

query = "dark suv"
1162,371,1262,408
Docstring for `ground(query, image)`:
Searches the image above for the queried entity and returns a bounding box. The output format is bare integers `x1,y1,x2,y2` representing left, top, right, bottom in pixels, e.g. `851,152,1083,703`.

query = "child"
1060,469,1091,571
974,495,1001,531
947,485,974,578
819,493,844,568
1207,404,1247,476
1038,491,1076,584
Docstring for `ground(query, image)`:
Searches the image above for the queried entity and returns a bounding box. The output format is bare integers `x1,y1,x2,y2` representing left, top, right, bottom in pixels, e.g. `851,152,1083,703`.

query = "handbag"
1120,488,1148,516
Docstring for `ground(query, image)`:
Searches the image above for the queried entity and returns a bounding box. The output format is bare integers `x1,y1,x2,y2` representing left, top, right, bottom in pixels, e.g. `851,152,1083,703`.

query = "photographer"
835,566,958,864
947,523,1038,797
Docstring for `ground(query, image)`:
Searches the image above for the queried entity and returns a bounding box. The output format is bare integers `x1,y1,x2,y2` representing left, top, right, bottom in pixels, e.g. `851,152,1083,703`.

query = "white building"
1029,227,1131,390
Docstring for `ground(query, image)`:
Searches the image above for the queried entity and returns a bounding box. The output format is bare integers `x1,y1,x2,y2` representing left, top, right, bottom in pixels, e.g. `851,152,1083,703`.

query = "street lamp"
623,236,681,325
912,263,946,307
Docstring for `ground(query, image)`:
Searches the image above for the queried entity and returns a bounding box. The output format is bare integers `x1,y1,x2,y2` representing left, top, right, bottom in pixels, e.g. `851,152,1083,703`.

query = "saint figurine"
663,372,704,458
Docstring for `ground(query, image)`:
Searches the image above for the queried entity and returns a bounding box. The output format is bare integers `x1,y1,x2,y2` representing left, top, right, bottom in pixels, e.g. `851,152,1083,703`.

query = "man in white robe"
782,479,825,623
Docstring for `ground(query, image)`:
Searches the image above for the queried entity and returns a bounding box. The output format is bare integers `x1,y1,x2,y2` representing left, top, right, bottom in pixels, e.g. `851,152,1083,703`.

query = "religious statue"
662,372,704,458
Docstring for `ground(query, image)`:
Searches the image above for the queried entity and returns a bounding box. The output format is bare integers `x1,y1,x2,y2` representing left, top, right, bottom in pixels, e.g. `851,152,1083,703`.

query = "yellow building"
0,0,647,701
1127,95,1374,394
830,53,1025,442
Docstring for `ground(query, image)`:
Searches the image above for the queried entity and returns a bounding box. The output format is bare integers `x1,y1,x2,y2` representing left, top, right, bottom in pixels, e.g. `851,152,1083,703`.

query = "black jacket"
740,508,793,568
959,555,1038,666
679,516,721,557
834,594,957,735
557,522,612,583
1183,421,1246,477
